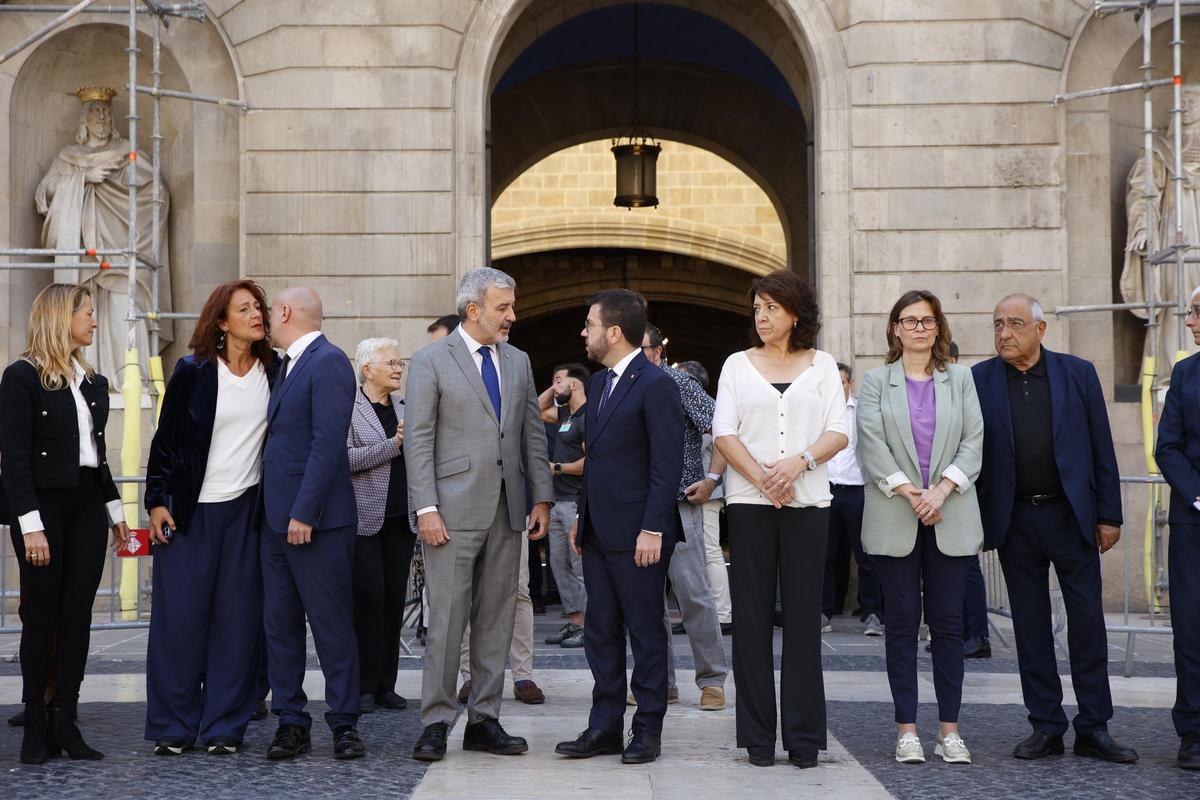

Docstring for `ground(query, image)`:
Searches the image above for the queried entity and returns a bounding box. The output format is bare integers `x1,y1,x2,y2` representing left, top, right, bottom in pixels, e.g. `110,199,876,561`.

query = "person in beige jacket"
856,289,983,767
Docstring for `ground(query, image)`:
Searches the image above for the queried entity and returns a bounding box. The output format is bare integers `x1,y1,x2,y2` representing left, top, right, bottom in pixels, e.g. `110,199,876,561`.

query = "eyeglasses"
640,344,661,352
992,318,1029,333
1186,305,1200,319
583,319,612,331
898,316,938,331
367,360,405,369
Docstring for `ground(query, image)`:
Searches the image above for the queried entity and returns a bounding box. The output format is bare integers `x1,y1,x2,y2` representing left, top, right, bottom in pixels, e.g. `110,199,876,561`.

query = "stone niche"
2,19,241,369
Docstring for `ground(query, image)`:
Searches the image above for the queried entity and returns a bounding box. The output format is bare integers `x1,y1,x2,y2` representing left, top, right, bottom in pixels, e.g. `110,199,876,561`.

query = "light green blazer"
856,361,984,557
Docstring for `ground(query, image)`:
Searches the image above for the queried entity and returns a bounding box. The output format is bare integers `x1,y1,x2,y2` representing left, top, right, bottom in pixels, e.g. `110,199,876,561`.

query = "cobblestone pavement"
828,701,1196,800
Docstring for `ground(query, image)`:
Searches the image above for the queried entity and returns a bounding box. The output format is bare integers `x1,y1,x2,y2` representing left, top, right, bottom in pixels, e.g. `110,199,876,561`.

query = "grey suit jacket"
347,388,416,536
856,361,984,557
403,330,553,532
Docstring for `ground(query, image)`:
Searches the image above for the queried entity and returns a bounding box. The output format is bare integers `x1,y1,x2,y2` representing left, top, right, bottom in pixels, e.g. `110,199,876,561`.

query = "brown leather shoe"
457,681,471,704
699,686,726,711
513,680,545,704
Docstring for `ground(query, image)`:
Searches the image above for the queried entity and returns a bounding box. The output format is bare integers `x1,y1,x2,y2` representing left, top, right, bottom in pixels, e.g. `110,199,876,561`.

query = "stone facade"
1,0,1191,611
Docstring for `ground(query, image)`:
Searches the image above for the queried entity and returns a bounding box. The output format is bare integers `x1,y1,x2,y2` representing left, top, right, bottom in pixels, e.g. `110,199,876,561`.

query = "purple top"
905,376,936,488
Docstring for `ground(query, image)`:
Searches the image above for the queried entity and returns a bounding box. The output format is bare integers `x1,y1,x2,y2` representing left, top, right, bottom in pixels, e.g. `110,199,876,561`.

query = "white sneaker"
935,731,972,764
820,614,833,633
895,732,925,763
863,613,884,637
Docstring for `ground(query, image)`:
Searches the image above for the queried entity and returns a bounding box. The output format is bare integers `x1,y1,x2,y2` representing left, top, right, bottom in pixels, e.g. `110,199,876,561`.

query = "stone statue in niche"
35,84,171,386
1121,85,1200,389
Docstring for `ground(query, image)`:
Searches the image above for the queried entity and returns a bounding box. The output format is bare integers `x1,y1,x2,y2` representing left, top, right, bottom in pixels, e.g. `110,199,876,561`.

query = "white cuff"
941,464,971,494
18,510,44,535
106,499,126,526
878,471,910,498
642,530,663,537
416,506,438,517
1193,500,1200,512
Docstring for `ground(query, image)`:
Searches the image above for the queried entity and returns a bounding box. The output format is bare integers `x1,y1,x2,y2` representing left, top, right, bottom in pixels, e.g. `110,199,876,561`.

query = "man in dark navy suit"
555,289,684,765
260,287,363,760
1153,284,1200,770
973,293,1136,763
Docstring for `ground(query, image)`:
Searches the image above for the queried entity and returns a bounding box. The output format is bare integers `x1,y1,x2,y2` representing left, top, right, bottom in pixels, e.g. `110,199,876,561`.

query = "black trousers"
728,504,828,753
10,468,108,704
352,518,415,697
963,555,989,641
1170,523,1200,737
823,485,882,619
874,524,971,724
999,498,1112,736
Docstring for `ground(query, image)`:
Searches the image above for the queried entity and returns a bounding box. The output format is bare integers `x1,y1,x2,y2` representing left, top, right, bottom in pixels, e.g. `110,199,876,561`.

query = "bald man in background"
260,287,364,760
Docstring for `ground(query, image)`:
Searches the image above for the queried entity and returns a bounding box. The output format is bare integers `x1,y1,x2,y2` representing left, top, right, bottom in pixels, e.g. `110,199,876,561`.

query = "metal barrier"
981,475,1173,677
1,476,152,633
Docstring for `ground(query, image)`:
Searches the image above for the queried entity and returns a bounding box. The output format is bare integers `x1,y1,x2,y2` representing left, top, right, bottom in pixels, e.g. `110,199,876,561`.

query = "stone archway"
0,16,242,366
453,0,853,357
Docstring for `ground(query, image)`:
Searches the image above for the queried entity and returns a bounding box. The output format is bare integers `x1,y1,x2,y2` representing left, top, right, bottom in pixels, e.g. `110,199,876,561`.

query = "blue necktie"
597,368,616,416
478,346,502,420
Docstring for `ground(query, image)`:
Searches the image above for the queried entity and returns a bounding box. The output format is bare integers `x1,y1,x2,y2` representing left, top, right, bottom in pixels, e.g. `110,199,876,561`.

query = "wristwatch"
553,463,563,475
705,472,723,486
801,450,817,471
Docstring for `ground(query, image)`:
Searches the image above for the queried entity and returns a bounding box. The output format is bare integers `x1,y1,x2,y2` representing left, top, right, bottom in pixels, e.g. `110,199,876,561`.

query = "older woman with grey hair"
347,336,415,714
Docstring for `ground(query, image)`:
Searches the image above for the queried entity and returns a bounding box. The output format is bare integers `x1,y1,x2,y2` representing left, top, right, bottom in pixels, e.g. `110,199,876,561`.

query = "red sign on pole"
119,528,151,557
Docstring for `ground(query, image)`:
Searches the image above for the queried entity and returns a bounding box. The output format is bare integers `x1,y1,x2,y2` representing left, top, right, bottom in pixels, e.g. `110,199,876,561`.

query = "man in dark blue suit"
260,287,363,760
973,293,1136,763
555,289,684,765
1153,285,1200,770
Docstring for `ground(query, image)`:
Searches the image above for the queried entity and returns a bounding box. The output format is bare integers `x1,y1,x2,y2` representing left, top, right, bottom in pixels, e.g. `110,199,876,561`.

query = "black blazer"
145,355,278,534
1155,352,1200,524
0,358,121,526
971,348,1122,550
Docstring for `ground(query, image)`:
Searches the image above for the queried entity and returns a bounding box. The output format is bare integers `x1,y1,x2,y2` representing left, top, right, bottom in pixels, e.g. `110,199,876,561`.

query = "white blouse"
712,349,848,508
197,358,269,504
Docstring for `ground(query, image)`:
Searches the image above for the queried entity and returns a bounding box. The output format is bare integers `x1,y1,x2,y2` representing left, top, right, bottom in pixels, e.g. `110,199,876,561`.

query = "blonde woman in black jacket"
0,284,130,764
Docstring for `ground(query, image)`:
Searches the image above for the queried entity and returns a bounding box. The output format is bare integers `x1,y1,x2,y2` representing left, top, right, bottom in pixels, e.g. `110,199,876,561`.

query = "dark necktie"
275,354,291,391
478,346,502,420
597,368,616,416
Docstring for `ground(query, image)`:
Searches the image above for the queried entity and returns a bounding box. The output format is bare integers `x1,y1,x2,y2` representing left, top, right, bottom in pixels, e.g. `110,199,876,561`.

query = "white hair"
1191,285,1200,301
455,267,516,318
354,336,399,384
998,293,1043,322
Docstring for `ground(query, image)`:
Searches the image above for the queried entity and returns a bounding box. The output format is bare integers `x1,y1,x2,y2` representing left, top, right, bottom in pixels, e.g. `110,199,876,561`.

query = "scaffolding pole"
0,0,99,66
0,3,204,17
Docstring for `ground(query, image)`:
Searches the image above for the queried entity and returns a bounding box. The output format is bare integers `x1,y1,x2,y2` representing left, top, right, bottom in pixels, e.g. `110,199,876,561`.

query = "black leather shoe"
1012,731,1065,760
19,702,48,765
377,691,408,710
1179,732,1200,770
267,723,312,760
555,727,623,758
251,699,268,721
621,732,661,764
963,637,992,658
359,694,376,714
412,722,449,762
155,737,193,756
333,726,365,760
720,622,733,636
8,710,25,727
463,718,528,755
206,736,239,755
789,748,819,768
52,701,103,760
1074,730,1138,763
747,746,775,767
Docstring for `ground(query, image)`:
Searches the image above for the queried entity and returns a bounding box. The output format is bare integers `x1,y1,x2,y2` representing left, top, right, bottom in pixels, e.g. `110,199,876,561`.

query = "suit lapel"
353,388,386,441
447,334,499,427
269,334,322,422
589,352,645,446
498,342,519,430
885,361,921,471
1044,348,1065,444
929,368,952,474
987,356,1014,450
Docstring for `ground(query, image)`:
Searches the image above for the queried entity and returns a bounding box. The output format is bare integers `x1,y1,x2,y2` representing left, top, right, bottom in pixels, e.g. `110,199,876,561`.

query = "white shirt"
826,395,865,487
197,359,270,503
18,361,125,535
600,347,640,403
456,324,501,395
712,349,848,508
415,326,505,519
283,330,323,376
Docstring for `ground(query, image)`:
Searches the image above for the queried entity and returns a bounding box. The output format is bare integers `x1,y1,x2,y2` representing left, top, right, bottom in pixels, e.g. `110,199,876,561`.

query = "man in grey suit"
405,267,553,762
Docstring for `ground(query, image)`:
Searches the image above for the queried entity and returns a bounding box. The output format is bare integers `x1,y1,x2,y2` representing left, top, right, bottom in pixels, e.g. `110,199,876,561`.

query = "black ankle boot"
19,701,48,765
52,701,103,761
44,703,61,759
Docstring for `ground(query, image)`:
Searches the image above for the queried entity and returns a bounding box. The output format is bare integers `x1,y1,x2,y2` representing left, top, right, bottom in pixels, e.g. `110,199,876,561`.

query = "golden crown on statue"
74,85,117,104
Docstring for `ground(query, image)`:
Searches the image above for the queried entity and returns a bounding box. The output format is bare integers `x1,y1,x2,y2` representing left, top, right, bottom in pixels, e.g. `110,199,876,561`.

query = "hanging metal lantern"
612,138,660,208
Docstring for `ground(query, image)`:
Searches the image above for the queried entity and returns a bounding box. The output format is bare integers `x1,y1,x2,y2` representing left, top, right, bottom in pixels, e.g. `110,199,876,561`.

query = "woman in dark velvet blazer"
143,280,278,756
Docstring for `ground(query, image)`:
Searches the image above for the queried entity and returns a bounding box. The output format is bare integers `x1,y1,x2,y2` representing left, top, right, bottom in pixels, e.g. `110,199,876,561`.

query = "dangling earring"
793,320,797,329
217,330,227,350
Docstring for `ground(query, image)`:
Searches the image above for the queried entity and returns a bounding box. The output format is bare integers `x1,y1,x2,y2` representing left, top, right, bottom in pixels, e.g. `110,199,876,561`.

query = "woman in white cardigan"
713,270,847,769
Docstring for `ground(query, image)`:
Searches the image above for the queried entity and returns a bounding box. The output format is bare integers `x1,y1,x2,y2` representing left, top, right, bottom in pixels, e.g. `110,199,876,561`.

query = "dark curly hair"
189,279,275,366
883,289,953,373
748,270,820,351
